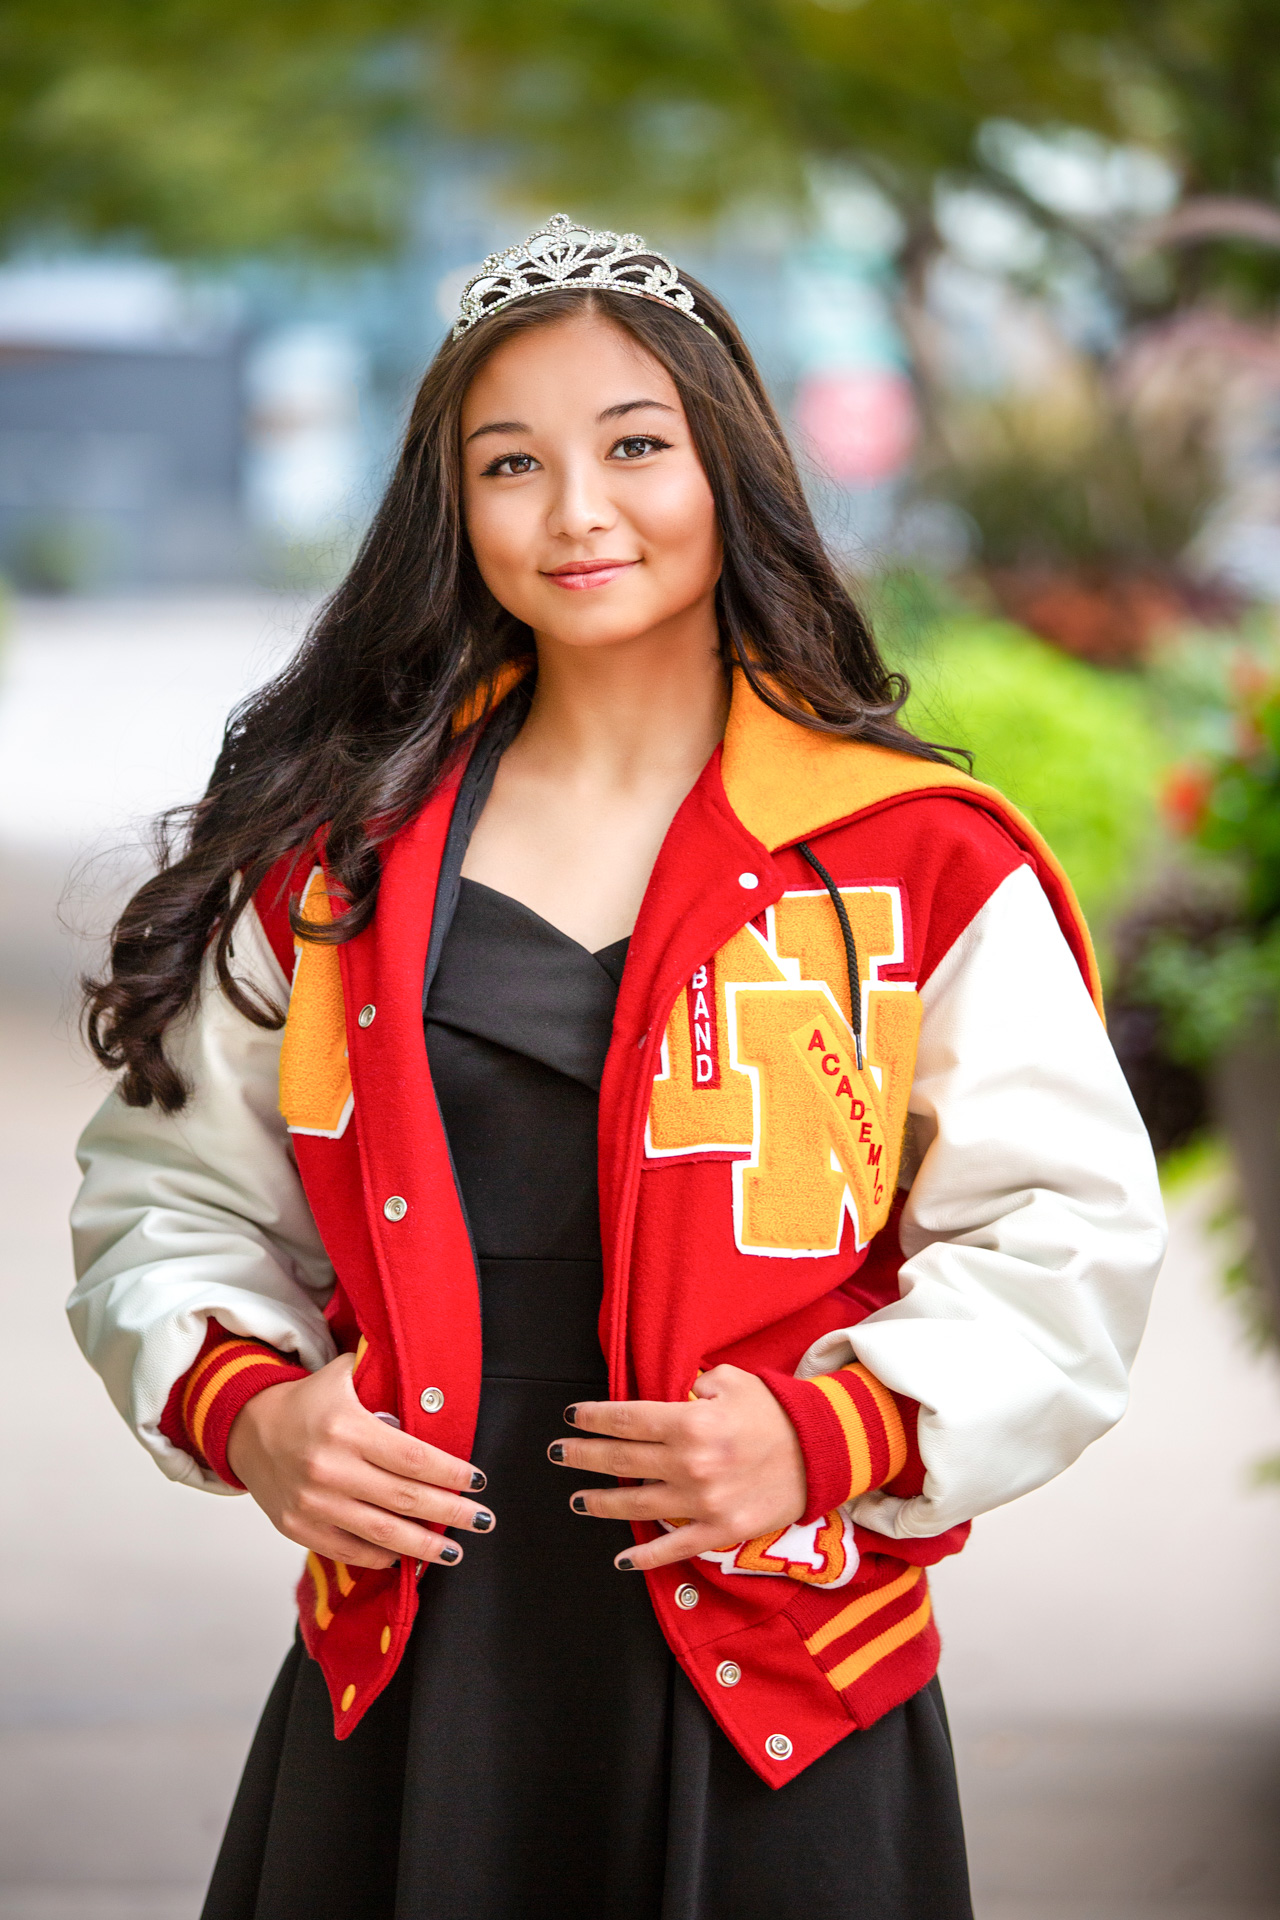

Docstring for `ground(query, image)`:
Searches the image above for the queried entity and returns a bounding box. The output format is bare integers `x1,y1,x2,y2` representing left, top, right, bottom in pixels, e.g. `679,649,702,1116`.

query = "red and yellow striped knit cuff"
759,1363,911,1524
172,1335,309,1488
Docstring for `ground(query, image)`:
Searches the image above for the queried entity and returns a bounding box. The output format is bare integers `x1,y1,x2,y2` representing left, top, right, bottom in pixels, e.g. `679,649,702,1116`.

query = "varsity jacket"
69,670,1166,1786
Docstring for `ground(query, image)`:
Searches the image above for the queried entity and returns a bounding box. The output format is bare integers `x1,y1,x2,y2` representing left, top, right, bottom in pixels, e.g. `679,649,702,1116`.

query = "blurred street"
3,594,1280,1918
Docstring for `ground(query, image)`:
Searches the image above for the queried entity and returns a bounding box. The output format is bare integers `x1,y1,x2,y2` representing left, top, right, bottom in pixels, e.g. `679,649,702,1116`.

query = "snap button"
674,1583,699,1610
340,1684,356,1712
765,1733,793,1761
358,1004,376,1028
738,871,759,889
715,1660,741,1688
419,1386,445,1413
383,1195,408,1222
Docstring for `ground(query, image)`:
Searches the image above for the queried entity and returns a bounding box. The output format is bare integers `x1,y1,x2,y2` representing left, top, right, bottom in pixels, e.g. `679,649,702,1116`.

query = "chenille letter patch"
646,886,920,1256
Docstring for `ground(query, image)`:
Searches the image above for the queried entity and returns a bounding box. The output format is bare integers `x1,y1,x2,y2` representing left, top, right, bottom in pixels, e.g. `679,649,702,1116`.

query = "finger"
286,1518,464,1572
564,1398,684,1443
342,1461,496,1535
548,1436,665,1480
284,1519,399,1572
321,1494,479,1564
567,1483,680,1523
614,1524,727,1573
357,1410,487,1494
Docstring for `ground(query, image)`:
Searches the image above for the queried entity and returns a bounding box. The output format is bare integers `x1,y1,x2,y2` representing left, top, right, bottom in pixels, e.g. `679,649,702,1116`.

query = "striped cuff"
168,1332,309,1488
759,1364,911,1524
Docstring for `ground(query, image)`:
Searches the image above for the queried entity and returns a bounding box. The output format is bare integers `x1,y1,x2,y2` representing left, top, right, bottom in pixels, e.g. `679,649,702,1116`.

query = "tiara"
452,213,716,340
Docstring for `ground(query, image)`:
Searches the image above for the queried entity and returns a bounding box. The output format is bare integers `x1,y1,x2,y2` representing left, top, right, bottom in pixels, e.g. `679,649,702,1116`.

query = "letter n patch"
645,887,920,1255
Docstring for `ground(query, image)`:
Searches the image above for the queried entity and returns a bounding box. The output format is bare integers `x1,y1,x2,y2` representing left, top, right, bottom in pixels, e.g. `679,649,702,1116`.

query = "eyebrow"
464,397,676,445
464,417,528,444
598,398,677,422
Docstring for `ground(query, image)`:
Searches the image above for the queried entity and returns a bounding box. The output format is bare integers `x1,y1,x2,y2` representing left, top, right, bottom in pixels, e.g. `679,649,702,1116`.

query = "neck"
517,602,729,793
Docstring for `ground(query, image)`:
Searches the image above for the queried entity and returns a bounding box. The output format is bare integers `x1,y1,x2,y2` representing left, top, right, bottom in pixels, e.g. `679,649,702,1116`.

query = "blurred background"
2,3,1280,1915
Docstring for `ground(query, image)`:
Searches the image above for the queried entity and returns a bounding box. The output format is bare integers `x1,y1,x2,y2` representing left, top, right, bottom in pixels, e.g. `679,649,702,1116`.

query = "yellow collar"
722,669,989,852
720,670,1101,1008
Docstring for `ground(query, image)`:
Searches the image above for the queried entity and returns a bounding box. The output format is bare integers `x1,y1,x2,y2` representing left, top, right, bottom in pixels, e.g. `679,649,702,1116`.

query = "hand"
226,1353,493,1571
549,1364,807,1573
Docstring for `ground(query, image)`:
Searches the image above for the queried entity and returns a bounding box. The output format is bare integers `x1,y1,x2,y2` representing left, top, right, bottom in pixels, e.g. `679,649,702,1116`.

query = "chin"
534,602,669,652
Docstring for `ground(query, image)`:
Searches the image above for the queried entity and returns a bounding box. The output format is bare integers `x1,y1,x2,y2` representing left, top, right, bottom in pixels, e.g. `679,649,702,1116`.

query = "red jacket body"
221,677,1099,1785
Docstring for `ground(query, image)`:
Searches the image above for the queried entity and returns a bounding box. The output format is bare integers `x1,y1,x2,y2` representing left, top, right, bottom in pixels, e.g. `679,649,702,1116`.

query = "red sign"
794,369,917,484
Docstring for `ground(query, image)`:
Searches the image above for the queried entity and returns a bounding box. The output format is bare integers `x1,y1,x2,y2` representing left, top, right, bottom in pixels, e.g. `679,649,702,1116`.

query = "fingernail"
616,1556,636,1571
440,1544,460,1564
571,1494,588,1514
548,1442,565,1463
563,1405,578,1425
472,1510,494,1532
470,1469,487,1491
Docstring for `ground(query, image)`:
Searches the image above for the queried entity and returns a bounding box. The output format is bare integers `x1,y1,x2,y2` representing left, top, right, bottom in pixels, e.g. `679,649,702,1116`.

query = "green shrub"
896,619,1167,929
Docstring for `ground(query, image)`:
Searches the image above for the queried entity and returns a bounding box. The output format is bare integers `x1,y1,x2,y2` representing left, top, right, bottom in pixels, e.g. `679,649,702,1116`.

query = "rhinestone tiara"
452,213,717,341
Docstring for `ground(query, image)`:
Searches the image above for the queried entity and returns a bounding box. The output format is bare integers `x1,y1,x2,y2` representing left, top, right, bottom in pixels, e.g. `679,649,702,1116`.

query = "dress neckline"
459,877,630,977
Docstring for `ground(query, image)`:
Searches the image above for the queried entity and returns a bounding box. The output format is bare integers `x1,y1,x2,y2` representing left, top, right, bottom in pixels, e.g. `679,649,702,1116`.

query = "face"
460,310,722,654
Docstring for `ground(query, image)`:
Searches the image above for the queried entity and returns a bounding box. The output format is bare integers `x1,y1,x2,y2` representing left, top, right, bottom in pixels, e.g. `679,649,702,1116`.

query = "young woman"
71,215,1165,1920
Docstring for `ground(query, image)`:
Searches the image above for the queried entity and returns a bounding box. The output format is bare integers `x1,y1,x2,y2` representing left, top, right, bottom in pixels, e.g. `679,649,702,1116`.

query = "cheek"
462,485,531,590
635,464,720,571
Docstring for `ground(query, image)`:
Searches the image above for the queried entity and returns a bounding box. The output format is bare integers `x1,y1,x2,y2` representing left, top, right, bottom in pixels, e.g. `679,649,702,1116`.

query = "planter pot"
984,568,1244,667
1214,1033,1280,1339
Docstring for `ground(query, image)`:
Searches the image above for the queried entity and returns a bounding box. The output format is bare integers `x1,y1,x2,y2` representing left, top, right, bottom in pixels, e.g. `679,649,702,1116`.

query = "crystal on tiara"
452,213,716,340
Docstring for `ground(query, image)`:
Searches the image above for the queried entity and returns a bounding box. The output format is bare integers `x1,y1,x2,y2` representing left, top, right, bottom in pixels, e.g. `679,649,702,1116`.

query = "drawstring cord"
796,841,864,1071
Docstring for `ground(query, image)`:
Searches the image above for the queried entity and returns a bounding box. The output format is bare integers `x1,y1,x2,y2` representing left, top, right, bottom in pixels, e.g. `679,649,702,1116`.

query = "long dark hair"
84,270,957,1112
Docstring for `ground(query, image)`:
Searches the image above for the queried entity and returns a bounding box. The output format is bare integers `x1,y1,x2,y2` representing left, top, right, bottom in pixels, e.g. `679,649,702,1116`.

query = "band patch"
279,867,354,1139
685,961,720,1089
646,887,920,1256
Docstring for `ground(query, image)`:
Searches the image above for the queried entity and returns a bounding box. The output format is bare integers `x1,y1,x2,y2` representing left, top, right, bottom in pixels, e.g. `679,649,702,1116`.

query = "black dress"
202,833,972,1920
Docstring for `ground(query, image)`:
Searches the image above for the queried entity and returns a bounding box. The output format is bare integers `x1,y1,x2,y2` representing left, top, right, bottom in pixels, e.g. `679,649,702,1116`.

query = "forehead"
460,311,681,429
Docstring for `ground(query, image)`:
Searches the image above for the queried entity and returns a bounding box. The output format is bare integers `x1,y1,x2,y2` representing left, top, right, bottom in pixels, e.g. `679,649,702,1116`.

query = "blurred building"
0,260,248,590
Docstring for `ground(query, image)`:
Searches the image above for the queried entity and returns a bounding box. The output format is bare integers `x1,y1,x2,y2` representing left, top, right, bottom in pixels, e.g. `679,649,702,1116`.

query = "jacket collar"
718,669,1102,1010
460,657,1102,1009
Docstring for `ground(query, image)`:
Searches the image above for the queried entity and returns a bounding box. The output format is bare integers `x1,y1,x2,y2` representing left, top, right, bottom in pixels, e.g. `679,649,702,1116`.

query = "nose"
546,453,617,542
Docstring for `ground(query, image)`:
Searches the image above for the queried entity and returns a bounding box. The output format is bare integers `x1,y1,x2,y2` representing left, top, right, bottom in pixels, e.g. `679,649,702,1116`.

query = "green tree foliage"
0,2,1276,266
898,618,1166,926
0,2,412,255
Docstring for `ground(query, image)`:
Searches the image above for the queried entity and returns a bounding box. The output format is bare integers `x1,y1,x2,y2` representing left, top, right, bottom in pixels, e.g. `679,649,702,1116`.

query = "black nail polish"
563,1405,578,1425
470,1469,487,1491
571,1494,588,1514
440,1544,460,1564
548,1442,565,1463
616,1556,635,1571
472,1510,493,1532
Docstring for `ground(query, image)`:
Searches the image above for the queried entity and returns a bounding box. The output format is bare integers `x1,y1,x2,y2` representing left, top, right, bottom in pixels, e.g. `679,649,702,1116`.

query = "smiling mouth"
542,559,639,591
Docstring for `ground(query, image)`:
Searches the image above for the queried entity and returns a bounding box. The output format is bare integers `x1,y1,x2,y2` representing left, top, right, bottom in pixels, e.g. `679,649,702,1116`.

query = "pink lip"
542,559,639,591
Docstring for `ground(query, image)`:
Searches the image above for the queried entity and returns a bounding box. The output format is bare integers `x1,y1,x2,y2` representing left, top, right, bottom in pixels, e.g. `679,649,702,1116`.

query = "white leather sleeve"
798,862,1167,1538
68,900,336,1493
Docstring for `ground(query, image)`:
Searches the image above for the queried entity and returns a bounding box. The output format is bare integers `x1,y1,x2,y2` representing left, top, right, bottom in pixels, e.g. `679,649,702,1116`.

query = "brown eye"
610,435,671,461
483,451,538,477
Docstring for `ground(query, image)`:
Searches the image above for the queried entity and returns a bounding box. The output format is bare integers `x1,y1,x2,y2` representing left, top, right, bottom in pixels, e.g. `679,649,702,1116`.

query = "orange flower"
1161,763,1214,837
1230,651,1270,702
